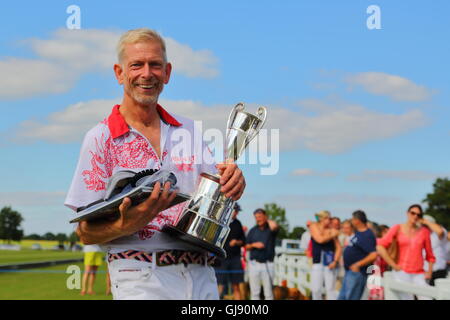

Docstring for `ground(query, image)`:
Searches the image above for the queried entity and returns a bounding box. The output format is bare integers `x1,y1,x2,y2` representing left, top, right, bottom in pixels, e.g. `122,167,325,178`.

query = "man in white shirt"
65,28,246,300
422,215,448,285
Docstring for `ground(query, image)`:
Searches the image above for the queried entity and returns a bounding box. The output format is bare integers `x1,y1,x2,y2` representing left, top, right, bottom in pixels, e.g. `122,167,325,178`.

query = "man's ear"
164,62,172,84
114,63,124,85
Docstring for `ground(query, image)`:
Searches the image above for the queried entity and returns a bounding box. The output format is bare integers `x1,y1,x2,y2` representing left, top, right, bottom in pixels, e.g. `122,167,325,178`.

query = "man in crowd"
245,208,279,300
65,28,245,300
214,203,246,299
422,215,448,285
338,210,377,300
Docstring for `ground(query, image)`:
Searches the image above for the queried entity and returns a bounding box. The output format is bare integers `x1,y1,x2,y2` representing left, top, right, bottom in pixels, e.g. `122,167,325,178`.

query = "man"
245,208,279,300
214,203,246,300
300,220,312,253
338,210,377,300
65,28,245,300
421,215,448,285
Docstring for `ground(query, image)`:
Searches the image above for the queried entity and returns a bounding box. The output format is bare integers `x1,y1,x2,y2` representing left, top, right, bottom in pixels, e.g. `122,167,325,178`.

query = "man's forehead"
122,41,165,61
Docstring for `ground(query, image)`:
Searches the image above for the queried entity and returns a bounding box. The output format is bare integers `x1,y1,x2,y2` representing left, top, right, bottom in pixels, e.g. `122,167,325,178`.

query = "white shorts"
108,258,219,300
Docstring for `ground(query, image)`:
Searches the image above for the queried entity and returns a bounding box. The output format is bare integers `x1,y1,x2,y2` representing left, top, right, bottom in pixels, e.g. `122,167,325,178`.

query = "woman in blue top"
309,210,342,300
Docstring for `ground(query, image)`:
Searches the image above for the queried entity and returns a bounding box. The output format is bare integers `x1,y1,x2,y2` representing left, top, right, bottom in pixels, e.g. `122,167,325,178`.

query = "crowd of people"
213,204,450,300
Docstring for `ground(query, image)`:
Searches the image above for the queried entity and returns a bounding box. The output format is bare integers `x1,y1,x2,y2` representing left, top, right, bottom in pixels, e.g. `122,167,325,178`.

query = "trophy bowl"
162,103,267,258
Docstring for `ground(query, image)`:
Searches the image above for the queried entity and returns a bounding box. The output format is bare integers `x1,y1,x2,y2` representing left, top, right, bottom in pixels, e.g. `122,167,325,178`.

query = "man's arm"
310,223,339,244
350,252,378,272
421,219,445,240
77,181,177,244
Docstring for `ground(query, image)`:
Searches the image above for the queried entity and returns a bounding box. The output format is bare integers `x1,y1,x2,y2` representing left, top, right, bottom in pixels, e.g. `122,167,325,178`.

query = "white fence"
273,253,450,300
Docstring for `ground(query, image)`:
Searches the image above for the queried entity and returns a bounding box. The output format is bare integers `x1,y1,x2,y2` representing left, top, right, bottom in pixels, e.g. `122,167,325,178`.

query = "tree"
68,231,79,245
289,226,306,240
0,206,24,244
24,233,42,240
43,232,56,241
55,233,68,245
423,178,450,230
263,203,289,239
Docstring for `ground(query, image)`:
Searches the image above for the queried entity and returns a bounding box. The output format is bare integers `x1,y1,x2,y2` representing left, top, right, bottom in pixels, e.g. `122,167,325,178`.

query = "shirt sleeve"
377,224,400,249
423,228,436,264
64,128,108,212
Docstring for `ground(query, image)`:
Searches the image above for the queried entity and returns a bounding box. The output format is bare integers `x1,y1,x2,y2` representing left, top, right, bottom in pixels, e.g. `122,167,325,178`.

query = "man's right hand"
252,242,265,249
114,181,178,236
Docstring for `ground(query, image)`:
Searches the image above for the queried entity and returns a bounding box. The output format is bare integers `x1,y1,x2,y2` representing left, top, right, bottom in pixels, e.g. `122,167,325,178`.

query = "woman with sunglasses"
377,204,436,300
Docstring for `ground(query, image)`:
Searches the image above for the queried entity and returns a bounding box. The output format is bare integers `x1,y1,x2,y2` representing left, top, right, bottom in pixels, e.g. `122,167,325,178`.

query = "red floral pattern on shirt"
138,202,187,240
82,133,159,192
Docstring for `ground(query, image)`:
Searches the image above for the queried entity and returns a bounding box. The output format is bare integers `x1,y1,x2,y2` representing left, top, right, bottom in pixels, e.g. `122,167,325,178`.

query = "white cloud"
11,98,428,155
0,29,220,99
346,72,433,102
0,58,77,99
291,169,337,178
348,170,448,182
14,99,117,143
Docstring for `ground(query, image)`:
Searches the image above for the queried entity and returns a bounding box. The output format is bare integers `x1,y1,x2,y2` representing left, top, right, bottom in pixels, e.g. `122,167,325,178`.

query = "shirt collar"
107,104,182,139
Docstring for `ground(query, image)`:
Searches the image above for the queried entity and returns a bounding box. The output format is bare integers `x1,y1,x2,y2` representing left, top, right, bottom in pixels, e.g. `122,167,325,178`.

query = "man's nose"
141,63,153,78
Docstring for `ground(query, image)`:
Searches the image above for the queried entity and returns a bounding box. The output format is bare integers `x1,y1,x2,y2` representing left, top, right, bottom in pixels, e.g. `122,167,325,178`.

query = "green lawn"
0,262,112,300
0,249,84,265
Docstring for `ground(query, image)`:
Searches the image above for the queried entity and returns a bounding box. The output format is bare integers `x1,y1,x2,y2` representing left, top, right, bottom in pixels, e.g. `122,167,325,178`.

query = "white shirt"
65,104,216,254
424,227,448,271
300,231,311,251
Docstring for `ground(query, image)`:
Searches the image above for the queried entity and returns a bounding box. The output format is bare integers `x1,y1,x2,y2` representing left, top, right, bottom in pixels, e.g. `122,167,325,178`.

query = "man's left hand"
349,263,360,273
216,162,246,201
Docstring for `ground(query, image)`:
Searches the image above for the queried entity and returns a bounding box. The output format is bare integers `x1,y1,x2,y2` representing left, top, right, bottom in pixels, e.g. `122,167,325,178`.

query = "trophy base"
162,224,227,259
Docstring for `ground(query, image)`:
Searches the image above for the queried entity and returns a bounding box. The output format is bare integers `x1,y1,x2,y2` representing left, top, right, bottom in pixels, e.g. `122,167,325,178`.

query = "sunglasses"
409,211,423,218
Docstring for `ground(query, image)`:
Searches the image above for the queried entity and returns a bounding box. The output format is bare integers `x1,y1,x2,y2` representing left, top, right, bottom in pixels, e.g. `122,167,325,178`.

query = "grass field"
1,239,74,249
0,249,84,265
0,262,112,300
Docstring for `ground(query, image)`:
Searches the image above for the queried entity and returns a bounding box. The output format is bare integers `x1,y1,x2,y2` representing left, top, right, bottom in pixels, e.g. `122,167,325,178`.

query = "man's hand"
216,162,246,201
425,270,432,280
252,242,265,249
349,263,360,273
229,239,238,247
115,181,178,236
267,219,279,231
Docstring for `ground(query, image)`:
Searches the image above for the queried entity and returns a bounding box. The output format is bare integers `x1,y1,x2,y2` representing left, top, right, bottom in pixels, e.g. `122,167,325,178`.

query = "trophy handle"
227,102,245,133
246,106,267,145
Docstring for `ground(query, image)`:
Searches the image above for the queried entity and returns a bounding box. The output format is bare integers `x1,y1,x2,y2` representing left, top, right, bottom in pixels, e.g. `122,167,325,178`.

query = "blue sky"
0,1,449,235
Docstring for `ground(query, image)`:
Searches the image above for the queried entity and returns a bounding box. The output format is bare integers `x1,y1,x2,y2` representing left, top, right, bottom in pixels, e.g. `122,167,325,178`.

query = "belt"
108,249,216,267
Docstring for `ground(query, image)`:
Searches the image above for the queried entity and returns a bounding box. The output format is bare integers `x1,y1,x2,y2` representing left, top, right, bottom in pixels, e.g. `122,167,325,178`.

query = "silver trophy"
162,103,267,258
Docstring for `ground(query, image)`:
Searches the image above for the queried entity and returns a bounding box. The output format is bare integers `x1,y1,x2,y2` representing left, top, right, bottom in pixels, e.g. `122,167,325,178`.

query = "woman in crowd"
376,204,435,300
309,210,342,300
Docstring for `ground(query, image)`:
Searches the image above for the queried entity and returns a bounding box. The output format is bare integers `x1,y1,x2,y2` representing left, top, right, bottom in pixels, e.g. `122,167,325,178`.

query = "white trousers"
248,260,274,300
393,271,432,300
311,263,337,300
108,257,219,300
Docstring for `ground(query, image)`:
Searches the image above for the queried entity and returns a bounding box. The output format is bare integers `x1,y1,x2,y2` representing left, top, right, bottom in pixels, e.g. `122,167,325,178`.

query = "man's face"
115,41,172,106
254,212,267,227
232,209,239,220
